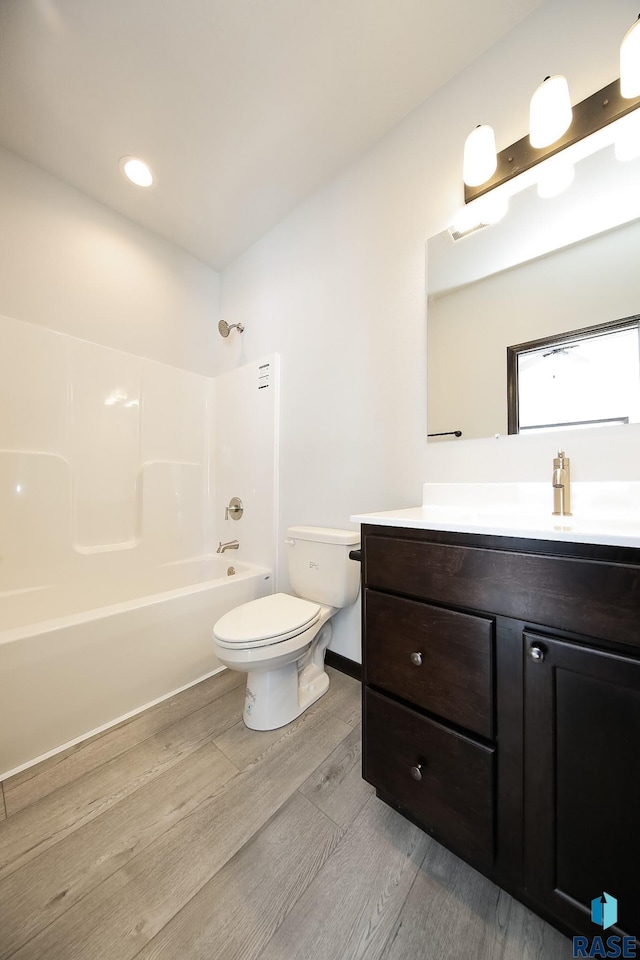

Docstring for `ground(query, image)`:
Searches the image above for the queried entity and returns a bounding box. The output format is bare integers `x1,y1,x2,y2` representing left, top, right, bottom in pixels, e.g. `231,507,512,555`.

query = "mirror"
426,141,640,441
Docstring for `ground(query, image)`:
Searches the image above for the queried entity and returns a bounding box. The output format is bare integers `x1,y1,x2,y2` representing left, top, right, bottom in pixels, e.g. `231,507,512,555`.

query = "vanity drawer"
364,688,495,867
364,532,640,649
364,590,494,738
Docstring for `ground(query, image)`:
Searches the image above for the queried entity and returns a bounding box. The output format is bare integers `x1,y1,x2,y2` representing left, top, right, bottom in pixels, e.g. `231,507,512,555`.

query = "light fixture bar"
464,79,640,204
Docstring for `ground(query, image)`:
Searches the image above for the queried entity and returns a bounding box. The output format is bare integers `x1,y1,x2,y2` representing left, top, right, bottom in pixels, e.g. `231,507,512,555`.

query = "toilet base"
215,619,334,731
242,663,330,730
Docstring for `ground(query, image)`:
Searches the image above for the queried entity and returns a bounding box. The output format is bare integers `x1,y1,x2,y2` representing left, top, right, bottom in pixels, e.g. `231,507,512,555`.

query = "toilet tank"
286,526,361,608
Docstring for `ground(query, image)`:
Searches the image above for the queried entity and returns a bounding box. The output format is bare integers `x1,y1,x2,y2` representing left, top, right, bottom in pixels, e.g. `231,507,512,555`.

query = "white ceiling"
0,0,545,270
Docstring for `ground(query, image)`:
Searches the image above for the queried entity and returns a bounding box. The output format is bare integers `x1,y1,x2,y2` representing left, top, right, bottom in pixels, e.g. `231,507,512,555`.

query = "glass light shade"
463,124,497,187
529,75,573,148
120,157,154,187
620,17,640,98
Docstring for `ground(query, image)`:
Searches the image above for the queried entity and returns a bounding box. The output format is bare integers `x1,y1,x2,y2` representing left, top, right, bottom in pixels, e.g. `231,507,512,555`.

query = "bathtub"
0,558,272,778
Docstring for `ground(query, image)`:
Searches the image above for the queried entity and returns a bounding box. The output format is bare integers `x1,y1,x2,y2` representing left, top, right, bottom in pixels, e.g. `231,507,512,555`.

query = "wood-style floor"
0,667,569,960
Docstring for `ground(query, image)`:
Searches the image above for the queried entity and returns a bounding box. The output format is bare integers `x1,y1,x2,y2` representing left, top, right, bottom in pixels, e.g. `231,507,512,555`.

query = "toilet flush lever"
284,538,296,546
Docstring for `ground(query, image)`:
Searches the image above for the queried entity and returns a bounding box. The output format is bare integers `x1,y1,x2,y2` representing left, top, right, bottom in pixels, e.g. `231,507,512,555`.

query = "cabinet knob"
410,764,423,782
529,644,545,663
410,652,423,667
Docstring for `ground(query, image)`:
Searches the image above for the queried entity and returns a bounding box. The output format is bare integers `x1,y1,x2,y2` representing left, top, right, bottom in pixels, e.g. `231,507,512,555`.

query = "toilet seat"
213,593,321,650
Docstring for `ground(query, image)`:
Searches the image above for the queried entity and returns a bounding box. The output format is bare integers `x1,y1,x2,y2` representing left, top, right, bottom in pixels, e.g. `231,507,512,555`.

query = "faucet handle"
225,497,243,521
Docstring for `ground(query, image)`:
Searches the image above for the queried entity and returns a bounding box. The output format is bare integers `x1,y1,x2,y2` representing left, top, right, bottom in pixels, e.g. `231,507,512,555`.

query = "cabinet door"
523,632,640,938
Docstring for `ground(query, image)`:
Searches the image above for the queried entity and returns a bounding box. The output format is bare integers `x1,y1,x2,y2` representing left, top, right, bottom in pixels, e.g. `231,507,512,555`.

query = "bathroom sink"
351,482,640,549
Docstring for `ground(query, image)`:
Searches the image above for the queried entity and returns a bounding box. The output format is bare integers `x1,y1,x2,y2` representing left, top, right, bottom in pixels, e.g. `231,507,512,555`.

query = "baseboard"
325,650,362,681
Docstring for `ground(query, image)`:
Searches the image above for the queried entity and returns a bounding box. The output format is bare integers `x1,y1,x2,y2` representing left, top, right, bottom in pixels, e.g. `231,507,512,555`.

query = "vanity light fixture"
462,15,640,206
119,156,154,188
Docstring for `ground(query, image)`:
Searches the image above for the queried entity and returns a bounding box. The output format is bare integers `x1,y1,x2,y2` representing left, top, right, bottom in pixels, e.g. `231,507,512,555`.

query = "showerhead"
218,319,245,338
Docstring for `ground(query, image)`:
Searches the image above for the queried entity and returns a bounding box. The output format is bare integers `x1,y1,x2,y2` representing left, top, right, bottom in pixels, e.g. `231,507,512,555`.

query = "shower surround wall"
213,357,280,573
0,312,211,581
0,310,279,774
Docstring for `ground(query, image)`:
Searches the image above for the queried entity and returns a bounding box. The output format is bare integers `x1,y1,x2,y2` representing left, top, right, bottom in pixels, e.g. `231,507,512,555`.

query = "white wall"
218,0,640,661
0,146,220,375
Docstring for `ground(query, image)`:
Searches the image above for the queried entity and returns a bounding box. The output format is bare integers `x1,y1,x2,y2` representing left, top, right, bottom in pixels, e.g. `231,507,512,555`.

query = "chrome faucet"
217,539,239,554
552,449,571,516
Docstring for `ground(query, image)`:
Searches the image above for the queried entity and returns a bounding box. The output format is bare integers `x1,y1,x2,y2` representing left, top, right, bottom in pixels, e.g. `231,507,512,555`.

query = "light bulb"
620,16,640,99
530,76,573,148
463,125,497,187
119,157,154,187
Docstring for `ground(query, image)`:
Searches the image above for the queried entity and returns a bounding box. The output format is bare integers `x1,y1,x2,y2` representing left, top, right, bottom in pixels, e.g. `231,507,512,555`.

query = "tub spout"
217,540,239,554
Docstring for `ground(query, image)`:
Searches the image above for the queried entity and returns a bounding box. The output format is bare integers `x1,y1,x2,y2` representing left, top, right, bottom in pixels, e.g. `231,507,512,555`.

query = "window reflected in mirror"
507,317,640,435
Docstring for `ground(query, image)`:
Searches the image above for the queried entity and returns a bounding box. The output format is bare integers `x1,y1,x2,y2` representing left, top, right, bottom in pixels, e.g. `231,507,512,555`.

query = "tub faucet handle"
225,497,244,521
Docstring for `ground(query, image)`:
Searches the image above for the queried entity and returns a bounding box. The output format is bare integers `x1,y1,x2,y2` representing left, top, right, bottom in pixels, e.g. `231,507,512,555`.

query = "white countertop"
351,483,640,549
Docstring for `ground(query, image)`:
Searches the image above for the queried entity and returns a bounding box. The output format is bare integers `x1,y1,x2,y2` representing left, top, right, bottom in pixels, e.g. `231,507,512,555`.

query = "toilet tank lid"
287,526,360,546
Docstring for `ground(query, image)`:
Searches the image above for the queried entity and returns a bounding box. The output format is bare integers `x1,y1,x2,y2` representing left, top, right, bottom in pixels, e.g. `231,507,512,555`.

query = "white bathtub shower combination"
0,314,279,778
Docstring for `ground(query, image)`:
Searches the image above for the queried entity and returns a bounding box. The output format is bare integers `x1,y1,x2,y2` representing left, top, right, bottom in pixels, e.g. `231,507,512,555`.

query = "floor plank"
135,792,343,960
4,670,243,815
254,794,429,960
0,742,237,960
10,707,351,960
378,838,570,960
318,668,362,728
494,889,571,960
0,783,6,820
299,724,373,828
0,683,244,880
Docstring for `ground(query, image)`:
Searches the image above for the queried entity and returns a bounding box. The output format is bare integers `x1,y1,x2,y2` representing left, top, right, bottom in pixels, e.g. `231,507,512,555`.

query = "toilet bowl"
213,526,360,730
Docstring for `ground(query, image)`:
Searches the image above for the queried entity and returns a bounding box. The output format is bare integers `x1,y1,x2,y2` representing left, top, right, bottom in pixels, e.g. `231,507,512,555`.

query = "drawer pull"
410,652,423,667
410,763,423,782
529,644,546,663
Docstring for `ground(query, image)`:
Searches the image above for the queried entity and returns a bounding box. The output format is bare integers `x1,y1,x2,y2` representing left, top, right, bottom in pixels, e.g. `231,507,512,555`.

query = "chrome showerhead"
218,319,245,338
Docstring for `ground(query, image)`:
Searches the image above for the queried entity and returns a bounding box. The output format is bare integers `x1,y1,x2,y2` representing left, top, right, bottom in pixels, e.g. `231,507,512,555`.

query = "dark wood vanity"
360,523,640,941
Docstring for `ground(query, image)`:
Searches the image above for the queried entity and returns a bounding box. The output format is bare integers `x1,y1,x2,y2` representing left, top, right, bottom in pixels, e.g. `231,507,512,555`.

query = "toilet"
213,526,361,730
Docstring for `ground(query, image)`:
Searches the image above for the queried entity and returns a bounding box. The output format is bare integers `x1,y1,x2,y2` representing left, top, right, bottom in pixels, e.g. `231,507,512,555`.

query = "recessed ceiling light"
119,156,154,187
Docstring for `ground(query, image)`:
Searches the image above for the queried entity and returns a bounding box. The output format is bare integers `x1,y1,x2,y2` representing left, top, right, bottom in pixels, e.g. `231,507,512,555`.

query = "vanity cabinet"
360,524,640,941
